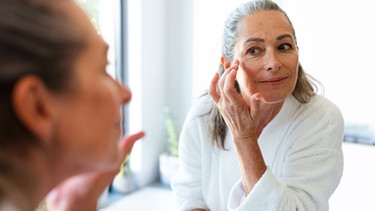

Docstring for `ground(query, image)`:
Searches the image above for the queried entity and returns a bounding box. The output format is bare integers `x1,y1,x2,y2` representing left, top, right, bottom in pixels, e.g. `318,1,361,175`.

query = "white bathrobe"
171,94,344,211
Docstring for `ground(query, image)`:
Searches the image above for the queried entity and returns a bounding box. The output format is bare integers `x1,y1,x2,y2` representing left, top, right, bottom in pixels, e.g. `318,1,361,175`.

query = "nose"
116,80,132,105
264,50,281,71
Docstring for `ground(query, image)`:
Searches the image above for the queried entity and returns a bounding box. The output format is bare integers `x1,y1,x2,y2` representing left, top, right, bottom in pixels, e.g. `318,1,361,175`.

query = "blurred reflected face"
53,1,131,173
233,10,298,104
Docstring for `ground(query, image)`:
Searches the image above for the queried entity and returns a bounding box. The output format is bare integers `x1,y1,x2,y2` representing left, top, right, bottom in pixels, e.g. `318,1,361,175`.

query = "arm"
209,60,266,194
227,98,344,210
45,132,145,211
209,60,344,210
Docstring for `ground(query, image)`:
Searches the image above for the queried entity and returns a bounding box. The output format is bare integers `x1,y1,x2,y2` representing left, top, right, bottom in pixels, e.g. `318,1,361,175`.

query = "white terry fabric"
171,94,344,211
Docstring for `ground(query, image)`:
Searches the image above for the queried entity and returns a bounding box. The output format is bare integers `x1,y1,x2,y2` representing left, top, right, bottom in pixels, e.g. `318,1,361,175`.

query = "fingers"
249,93,261,122
209,73,220,102
222,67,239,104
219,60,241,104
219,60,239,92
98,131,145,187
209,60,240,103
45,132,146,211
118,131,145,161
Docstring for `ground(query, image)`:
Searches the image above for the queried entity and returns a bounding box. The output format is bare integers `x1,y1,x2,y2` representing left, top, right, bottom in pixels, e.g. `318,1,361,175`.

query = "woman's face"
233,10,299,104
52,1,131,173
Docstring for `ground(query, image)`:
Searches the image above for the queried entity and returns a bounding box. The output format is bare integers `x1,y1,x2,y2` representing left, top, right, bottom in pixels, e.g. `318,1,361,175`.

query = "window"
78,0,164,193
77,0,121,80
77,0,128,133
77,0,137,190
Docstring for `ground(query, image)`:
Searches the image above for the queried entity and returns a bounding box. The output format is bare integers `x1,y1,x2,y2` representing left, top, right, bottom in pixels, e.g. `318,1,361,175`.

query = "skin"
47,0,127,175
45,133,144,211
11,0,144,210
209,10,299,198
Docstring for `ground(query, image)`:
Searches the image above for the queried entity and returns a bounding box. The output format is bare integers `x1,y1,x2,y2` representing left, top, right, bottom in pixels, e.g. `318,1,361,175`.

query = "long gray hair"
203,0,318,149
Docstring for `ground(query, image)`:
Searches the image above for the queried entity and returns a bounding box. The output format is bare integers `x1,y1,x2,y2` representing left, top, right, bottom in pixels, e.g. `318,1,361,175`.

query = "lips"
258,76,288,83
257,76,289,86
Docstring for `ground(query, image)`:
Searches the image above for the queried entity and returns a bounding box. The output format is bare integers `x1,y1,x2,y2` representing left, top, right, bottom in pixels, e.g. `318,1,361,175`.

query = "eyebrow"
242,34,294,46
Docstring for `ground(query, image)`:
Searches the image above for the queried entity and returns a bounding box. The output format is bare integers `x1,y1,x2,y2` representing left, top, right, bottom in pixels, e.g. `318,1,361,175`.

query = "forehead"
58,1,92,35
237,10,293,40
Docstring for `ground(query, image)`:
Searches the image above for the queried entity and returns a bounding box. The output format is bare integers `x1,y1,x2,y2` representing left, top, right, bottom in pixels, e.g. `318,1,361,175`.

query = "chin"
260,94,290,104
95,145,119,170
94,154,118,171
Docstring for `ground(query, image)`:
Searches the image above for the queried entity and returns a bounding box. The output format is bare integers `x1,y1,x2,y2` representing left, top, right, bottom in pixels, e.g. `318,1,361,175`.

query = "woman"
0,0,144,210
171,0,344,210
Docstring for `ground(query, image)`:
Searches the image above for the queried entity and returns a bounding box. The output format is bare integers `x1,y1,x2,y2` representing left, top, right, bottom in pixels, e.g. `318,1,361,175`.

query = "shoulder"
288,94,343,121
274,95,345,141
309,95,341,113
287,94,345,138
186,94,214,119
180,94,214,141
266,95,345,150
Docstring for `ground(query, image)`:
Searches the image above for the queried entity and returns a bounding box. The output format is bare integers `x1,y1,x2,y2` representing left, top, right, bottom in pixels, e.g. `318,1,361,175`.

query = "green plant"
163,107,179,157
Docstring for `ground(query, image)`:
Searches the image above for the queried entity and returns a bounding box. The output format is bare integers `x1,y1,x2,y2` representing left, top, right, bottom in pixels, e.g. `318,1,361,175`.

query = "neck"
1,146,59,209
257,100,284,136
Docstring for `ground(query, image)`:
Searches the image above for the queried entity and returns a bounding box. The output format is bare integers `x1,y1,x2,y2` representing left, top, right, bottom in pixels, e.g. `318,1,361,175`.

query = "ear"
220,55,231,69
12,76,56,143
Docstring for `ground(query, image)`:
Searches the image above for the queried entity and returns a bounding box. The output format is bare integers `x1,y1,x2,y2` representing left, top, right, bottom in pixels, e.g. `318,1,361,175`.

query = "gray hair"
222,0,295,63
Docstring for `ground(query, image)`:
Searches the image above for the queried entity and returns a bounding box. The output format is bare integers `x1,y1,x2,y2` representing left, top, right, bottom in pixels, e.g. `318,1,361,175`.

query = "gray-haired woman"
171,1,343,210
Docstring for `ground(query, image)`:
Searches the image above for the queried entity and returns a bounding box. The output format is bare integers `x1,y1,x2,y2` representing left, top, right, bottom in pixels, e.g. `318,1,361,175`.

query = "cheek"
288,60,299,86
236,63,259,91
81,83,122,167
238,57,263,78
76,80,122,158
286,54,299,74
90,80,122,136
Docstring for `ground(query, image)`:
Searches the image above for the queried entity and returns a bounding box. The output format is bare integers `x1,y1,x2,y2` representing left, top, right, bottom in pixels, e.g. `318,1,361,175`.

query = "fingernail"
251,94,260,101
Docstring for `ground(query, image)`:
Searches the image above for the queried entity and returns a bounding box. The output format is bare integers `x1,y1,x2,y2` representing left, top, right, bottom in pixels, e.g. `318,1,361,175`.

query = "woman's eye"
247,47,261,55
278,43,292,51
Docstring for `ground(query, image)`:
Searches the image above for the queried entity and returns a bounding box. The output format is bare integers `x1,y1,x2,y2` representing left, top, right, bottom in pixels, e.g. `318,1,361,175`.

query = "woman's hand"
45,131,145,211
209,60,266,194
209,60,260,141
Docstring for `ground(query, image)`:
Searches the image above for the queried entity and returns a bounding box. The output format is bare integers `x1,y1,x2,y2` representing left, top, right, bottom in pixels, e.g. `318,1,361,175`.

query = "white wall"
192,0,250,96
126,0,193,187
164,0,194,130
126,0,167,187
282,0,375,125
